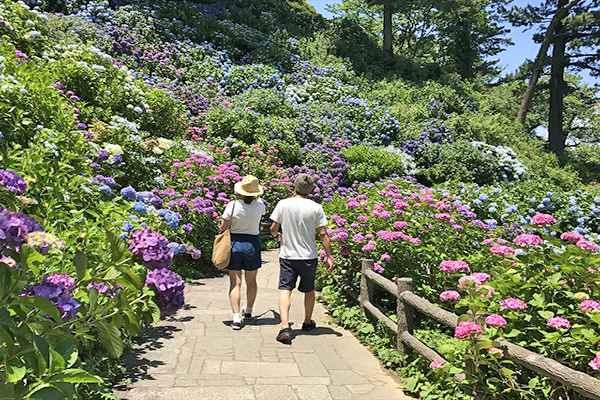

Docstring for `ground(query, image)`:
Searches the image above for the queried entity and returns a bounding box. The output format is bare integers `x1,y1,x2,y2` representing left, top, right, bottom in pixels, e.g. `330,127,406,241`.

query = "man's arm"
317,226,334,273
270,222,281,242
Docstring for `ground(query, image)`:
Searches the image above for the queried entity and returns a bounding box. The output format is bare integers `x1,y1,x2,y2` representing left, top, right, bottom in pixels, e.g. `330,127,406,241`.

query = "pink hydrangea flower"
485,314,507,327
490,245,516,255
380,253,391,262
429,360,444,369
514,234,543,246
481,238,496,245
357,215,369,222
500,297,527,310
547,317,570,329
393,221,408,229
361,240,376,252
455,321,482,339
435,213,453,222
488,347,504,357
579,300,600,313
440,290,461,302
439,260,470,274
373,263,384,273
589,355,600,370
576,239,597,253
560,231,584,243
531,213,556,225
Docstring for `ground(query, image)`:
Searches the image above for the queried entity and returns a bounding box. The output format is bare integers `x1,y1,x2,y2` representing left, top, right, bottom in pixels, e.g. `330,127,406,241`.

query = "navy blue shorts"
227,234,262,271
278,258,317,293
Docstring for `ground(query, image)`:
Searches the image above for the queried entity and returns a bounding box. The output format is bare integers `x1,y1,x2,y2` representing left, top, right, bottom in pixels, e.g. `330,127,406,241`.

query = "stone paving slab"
114,250,413,400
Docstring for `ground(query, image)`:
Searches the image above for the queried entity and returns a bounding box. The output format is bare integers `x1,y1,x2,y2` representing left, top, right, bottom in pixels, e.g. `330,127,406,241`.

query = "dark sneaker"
232,321,242,330
301,320,316,332
276,327,292,343
241,306,252,319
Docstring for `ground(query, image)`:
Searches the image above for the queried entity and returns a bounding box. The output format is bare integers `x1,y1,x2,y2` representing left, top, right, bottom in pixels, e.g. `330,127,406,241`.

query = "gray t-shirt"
270,197,328,260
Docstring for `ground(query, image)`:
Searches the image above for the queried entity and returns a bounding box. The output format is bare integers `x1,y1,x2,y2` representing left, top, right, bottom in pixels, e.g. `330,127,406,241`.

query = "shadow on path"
114,324,183,389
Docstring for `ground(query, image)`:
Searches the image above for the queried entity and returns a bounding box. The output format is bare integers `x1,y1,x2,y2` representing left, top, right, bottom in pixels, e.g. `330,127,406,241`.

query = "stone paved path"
114,250,412,400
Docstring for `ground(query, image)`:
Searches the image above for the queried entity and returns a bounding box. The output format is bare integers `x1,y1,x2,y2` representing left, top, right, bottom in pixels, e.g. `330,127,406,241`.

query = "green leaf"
504,329,522,338
102,267,120,281
28,386,65,400
0,383,15,400
96,320,123,359
55,342,78,368
15,296,61,323
73,251,87,282
49,348,65,374
537,310,554,319
50,369,103,384
88,288,98,313
106,230,126,263
6,365,26,383
500,367,516,376
33,336,50,377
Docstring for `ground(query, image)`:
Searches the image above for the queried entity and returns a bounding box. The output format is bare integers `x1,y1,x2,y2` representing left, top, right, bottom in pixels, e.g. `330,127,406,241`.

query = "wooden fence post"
396,277,413,356
359,259,374,312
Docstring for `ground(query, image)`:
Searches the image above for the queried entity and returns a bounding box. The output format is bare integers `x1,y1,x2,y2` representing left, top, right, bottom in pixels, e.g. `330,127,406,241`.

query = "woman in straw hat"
220,175,266,330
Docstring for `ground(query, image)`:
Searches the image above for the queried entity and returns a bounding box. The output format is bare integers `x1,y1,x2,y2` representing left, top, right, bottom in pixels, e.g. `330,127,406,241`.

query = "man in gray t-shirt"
270,174,334,343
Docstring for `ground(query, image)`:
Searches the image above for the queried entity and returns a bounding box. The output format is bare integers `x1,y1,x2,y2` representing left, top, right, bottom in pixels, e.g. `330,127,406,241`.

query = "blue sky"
306,0,598,86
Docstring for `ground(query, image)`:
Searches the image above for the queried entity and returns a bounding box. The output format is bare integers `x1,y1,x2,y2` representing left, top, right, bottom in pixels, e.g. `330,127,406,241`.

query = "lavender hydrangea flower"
128,229,173,269
86,282,122,298
0,208,43,248
0,170,28,194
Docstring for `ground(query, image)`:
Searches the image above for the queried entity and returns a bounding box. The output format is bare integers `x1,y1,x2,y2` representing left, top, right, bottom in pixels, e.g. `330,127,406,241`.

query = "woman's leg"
228,270,242,313
244,269,258,309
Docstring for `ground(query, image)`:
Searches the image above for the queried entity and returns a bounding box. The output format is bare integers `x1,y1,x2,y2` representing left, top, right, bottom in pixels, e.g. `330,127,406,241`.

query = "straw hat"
234,175,264,196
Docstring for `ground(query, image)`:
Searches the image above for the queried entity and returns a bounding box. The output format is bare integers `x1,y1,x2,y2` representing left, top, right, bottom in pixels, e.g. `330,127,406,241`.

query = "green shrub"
416,141,526,186
565,145,600,184
344,145,414,182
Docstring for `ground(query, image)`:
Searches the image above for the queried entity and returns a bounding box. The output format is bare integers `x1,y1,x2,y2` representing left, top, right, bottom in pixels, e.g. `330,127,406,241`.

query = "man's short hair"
294,174,315,195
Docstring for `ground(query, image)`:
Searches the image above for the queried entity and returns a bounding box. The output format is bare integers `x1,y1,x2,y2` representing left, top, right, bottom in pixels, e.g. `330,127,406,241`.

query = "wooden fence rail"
357,259,600,400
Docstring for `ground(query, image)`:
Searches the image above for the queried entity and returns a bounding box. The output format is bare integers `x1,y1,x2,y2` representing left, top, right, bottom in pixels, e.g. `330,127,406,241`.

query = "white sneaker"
232,321,242,330
241,306,252,319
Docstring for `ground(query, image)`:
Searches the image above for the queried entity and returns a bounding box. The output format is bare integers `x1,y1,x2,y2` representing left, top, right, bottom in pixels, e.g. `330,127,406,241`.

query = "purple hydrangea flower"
0,170,28,194
97,149,109,161
24,280,80,321
0,208,43,248
182,223,193,234
145,268,185,317
128,229,173,269
86,281,123,298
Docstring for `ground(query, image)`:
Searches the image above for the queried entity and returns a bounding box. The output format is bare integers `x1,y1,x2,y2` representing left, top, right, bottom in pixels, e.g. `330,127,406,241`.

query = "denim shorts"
278,258,317,293
227,234,262,271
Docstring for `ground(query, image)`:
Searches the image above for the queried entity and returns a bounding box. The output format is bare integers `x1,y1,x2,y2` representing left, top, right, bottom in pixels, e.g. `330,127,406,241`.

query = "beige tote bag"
212,201,236,269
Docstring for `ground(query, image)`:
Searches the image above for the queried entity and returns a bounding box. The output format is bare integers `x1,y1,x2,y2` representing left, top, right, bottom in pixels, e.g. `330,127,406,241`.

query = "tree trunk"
383,1,393,55
517,0,582,123
548,0,568,156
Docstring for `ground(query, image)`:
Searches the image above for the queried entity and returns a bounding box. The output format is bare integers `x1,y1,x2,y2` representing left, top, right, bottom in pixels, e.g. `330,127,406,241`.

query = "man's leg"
303,290,315,324
279,289,292,330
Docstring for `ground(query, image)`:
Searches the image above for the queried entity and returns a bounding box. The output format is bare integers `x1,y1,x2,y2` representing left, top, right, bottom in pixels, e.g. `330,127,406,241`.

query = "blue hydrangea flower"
167,242,180,254
529,197,537,204
478,194,489,202
178,243,187,253
122,221,133,232
157,209,167,217
166,216,179,229
595,196,600,204
546,192,553,198
136,191,154,204
488,207,497,213
98,185,111,196
473,199,482,206
120,186,136,200
132,201,147,213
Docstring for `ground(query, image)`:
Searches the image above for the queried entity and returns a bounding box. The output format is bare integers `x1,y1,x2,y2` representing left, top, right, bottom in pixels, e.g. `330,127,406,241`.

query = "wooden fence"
356,259,600,400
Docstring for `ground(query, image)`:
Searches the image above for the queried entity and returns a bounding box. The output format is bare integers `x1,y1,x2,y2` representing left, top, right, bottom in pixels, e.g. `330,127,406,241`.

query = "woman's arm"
220,218,231,232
